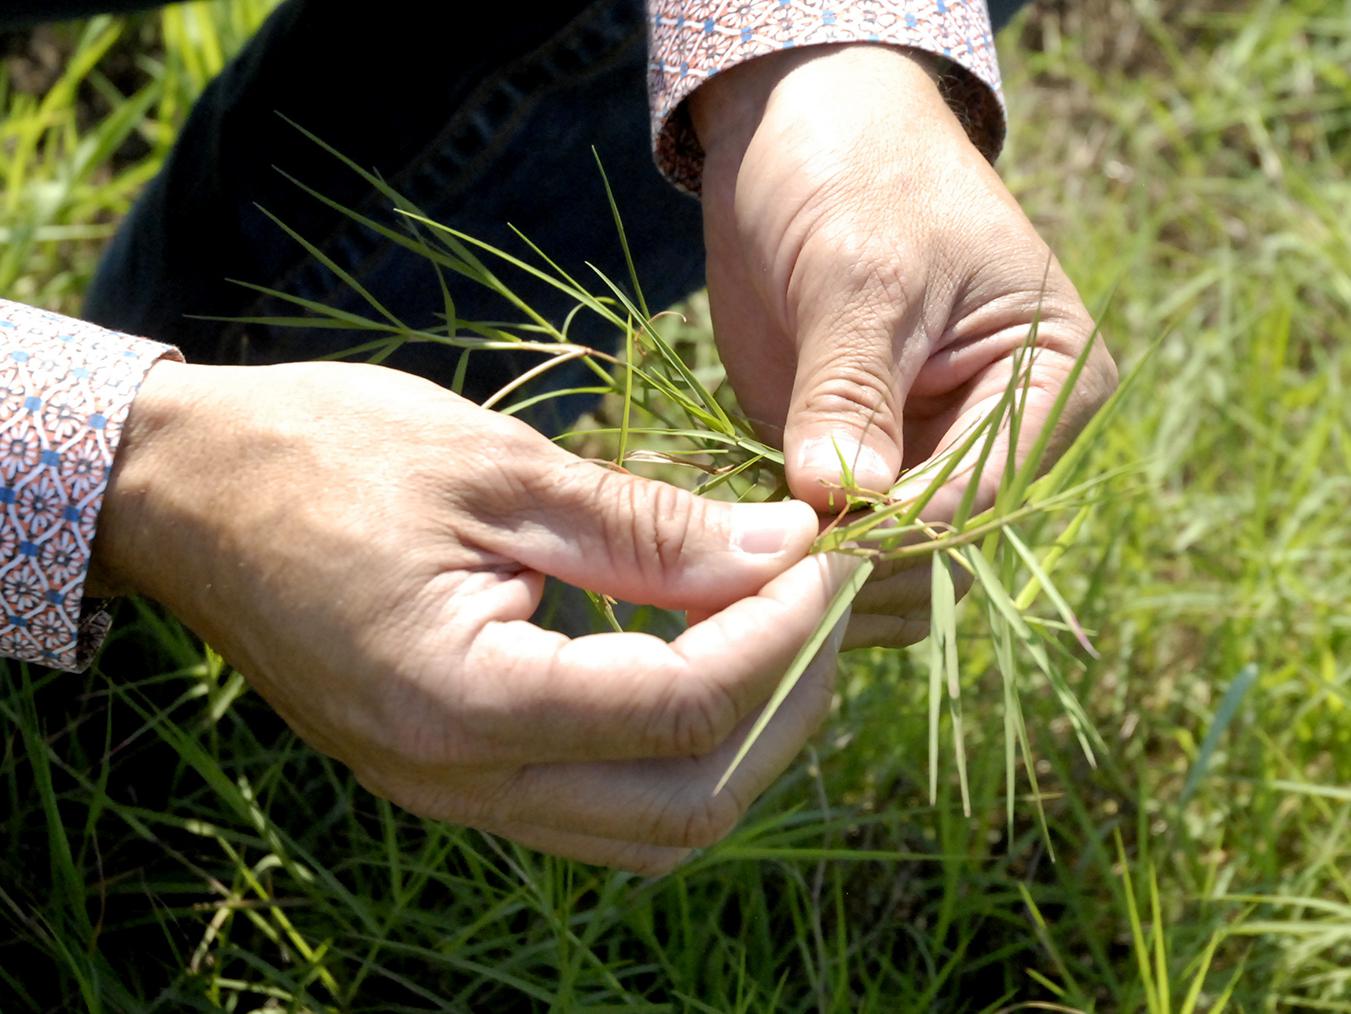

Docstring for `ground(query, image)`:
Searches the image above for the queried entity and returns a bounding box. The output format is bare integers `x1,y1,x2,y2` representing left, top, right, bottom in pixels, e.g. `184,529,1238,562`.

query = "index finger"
446,552,860,766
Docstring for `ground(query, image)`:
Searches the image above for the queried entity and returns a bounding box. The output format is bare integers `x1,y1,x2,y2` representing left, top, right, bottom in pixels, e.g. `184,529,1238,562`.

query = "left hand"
92,359,849,873
691,44,1118,649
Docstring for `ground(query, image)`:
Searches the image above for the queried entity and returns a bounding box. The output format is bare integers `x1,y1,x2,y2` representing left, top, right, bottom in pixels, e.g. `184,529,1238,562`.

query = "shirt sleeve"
647,0,1006,194
0,298,180,673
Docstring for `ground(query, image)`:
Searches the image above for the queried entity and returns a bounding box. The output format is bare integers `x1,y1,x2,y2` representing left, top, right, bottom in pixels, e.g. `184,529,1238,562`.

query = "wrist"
88,358,216,601
690,44,949,165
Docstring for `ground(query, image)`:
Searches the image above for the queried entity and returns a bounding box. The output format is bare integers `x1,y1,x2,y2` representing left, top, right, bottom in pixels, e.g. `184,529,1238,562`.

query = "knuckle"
371,674,503,774
681,800,740,849
796,361,903,446
401,722,479,770
378,684,474,771
661,787,744,850
454,421,556,516
897,623,929,647
351,766,397,804
585,469,701,585
633,478,696,578
653,674,739,758
946,216,1039,287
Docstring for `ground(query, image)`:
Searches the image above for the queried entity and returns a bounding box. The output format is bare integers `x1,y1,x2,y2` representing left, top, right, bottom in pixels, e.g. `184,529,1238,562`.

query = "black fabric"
988,0,1032,32
83,0,601,353
81,0,708,433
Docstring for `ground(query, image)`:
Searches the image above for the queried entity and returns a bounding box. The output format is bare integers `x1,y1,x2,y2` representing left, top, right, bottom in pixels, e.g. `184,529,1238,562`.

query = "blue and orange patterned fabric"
648,0,1003,192
0,299,177,670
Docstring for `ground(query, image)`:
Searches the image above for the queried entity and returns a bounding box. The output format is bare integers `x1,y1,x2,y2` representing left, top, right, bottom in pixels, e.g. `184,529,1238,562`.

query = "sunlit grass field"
1,1,1348,1010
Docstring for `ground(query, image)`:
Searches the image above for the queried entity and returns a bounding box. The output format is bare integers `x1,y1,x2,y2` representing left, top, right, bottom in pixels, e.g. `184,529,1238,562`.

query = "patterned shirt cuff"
0,298,180,673
648,0,1006,194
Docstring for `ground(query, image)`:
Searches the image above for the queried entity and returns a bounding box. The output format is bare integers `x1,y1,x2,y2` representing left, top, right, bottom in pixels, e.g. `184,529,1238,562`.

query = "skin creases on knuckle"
402,721,488,772
351,765,397,805
683,796,742,849
454,424,558,520
854,566,925,612
649,669,738,759
885,616,932,648
378,682,477,771
628,476,698,581
796,362,903,446
864,553,903,584
656,784,743,850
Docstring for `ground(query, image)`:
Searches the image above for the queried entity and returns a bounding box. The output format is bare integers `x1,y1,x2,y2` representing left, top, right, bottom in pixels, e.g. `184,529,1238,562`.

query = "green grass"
1,0,1348,1009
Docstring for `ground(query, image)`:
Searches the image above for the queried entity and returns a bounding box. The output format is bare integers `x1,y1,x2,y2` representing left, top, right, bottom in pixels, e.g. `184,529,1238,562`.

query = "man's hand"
692,44,1118,650
90,359,854,873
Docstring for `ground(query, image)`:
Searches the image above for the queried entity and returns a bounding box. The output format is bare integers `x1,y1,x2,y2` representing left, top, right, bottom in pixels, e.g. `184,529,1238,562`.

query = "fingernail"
797,435,892,489
729,500,815,555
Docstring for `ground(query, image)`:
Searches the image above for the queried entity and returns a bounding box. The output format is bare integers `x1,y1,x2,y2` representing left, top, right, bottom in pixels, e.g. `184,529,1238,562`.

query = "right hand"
90,359,854,873
691,44,1118,652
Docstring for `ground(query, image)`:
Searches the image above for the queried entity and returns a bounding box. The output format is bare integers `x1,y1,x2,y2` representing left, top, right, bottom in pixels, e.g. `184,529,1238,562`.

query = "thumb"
782,287,925,512
497,458,820,613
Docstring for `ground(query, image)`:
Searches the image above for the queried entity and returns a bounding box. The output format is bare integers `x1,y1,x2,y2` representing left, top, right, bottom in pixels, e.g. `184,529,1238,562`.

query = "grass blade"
715,561,873,794
1116,831,1159,1014
592,148,651,322
929,553,970,815
1003,527,1098,657
965,544,1101,765
1180,663,1259,807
